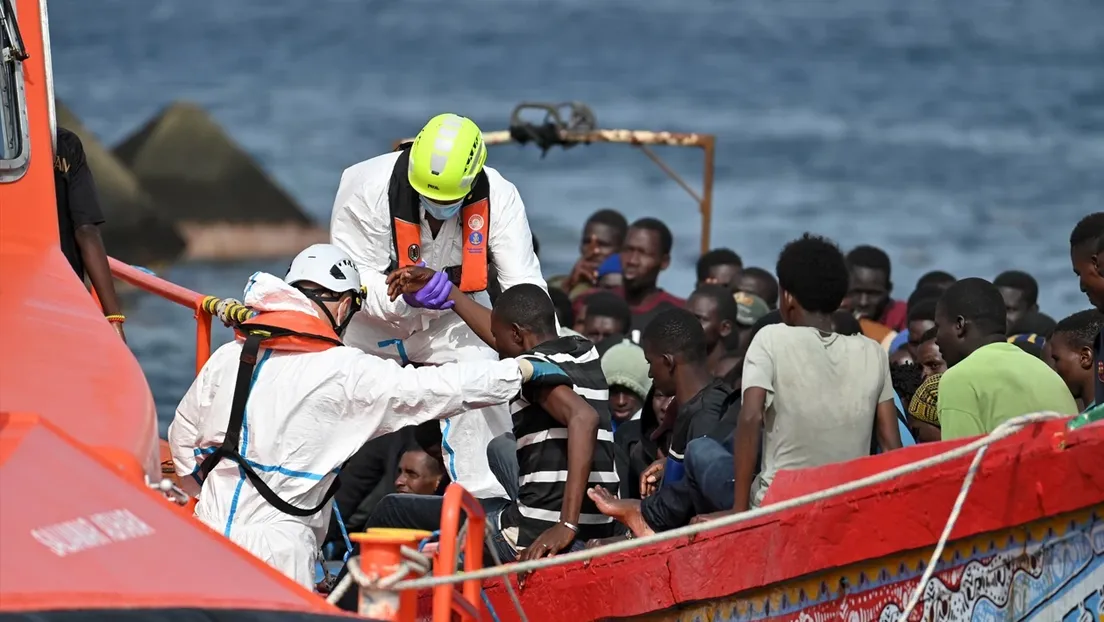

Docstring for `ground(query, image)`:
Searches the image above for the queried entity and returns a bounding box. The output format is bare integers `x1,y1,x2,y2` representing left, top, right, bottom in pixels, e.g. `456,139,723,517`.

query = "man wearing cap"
734,290,771,352
601,340,652,431
601,340,653,501
596,253,624,291
328,113,546,500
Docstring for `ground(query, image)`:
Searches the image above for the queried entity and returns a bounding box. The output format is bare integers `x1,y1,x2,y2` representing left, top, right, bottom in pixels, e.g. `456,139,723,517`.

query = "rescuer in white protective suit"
167,244,568,588
329,113,548,499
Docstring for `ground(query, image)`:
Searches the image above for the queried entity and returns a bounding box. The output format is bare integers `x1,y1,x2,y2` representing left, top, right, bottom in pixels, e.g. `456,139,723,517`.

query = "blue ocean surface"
49,0,1104,432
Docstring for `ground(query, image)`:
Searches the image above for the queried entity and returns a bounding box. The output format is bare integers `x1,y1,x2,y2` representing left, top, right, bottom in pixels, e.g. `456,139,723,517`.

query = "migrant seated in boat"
167,244,564,589
610,218,686,336
845,244,908,333
368,272,620,565
1068,214,1104,407
933,278,1077,440
696,248,744,291
579,291,632,347
587,234,904,538
394,444,449,496
547,209,628,300
1047,309,1104,413
685,285,742,382
328,113,547,500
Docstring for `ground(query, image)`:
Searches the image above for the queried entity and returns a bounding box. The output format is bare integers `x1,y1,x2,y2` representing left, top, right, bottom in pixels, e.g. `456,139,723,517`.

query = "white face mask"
420,195,464,220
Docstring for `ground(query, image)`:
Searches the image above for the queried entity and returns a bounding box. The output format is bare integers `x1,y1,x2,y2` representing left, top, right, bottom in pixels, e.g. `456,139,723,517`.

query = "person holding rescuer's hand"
381,266,620,565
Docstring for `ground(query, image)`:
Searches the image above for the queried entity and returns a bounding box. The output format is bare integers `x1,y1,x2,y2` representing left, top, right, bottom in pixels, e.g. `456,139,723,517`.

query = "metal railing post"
350,529,431,622
433,483,486,622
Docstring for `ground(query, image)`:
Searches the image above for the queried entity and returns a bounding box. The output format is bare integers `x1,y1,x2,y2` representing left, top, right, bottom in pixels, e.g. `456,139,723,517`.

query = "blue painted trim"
224,468,246,537
481,590,502,622
194,446,332,481
332,498,353,562
441,419,459,481
223,348,272,537
240,349,274,457
377,339,410,366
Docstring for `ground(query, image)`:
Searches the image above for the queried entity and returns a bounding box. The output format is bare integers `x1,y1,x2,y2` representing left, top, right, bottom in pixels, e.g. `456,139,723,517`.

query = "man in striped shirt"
386,272,619,561
483,285,621,559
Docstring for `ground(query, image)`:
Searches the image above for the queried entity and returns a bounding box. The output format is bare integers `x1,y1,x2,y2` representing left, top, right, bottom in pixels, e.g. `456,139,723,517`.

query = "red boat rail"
433,484,487,622
100,257,214,375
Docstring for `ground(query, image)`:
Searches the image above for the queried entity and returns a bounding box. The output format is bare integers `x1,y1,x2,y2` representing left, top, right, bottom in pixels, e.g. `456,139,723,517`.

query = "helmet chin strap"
296,287,361,337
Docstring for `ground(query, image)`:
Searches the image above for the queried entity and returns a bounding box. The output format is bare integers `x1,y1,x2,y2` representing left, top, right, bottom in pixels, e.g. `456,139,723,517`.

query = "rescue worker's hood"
242,272,324,319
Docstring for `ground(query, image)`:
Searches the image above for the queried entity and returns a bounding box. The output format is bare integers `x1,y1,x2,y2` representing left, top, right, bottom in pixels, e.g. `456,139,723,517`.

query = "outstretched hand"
639,458,664,499
386,265,455,310
386,266,438,301
518,522,576,563
517,522,577,588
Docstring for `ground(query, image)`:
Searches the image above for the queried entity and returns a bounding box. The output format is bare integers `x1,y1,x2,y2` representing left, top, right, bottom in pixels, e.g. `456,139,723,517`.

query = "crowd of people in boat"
56,114,1104,595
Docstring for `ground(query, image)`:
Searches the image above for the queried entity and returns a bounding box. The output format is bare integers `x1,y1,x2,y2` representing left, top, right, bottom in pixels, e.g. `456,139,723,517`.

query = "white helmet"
285,244,361,294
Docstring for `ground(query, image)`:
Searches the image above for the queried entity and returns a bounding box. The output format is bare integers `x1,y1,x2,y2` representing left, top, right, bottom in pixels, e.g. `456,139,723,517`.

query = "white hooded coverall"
168,273,526,588
330,151,547,499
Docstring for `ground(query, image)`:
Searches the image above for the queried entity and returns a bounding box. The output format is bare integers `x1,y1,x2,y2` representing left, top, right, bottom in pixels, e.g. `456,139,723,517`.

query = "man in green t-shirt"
934,278,1077,440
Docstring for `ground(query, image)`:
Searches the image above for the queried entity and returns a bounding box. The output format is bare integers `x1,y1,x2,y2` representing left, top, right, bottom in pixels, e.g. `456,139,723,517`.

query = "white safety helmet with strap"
285,244,361,293
284,244,365,334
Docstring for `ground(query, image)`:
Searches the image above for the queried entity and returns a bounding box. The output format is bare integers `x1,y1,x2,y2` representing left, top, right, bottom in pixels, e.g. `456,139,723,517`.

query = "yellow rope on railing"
200,296,255,325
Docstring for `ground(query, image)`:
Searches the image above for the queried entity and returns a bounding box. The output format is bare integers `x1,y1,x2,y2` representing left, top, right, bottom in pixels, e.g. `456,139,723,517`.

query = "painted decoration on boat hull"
637,508,1103,622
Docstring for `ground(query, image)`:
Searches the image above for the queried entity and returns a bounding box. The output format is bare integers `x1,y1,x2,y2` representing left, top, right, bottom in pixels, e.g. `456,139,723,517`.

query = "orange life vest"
232,310,343,353
202,309,344,517
387,144,490,293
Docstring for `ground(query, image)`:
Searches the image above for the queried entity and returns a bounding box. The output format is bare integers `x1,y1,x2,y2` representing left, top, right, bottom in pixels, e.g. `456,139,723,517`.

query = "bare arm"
349,354,524,437
732,387,766,513
386,265,497,348
517,383,599,562
447,288,496,350
536,385,599,525
77,226,123,317
62,130,124,339
873,349,903,450
875,399,903,451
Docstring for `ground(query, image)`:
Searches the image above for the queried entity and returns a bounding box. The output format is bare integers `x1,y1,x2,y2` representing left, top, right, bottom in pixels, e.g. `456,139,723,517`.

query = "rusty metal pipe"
634,143,702,204
392,125,717,253
700,135,716,256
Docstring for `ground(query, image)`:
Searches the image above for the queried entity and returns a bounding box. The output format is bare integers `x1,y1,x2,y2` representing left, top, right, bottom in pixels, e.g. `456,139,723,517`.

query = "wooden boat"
466,420,1103,621
2,1,1101,620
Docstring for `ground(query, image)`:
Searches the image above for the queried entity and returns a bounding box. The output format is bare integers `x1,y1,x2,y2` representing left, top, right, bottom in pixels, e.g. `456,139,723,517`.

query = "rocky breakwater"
56,102,186,266
112,102,326,260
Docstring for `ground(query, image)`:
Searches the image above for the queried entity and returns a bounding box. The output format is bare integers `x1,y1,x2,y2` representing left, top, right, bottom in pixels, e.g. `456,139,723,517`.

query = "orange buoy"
349,528,432,621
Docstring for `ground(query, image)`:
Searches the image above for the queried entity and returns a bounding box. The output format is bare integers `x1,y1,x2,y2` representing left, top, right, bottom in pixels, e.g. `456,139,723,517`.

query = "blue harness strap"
332,499,353,562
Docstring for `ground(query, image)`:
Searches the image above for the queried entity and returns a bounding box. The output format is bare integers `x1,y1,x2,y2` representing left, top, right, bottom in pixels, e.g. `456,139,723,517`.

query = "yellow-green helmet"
407,113,487,203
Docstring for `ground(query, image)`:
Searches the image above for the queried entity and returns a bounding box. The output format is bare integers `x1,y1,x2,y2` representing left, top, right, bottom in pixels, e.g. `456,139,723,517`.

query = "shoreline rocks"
57,102,187,266
59,100,326,263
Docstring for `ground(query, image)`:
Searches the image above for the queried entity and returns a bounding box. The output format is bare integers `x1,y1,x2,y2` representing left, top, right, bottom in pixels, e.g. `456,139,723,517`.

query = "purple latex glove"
403,270,455,310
